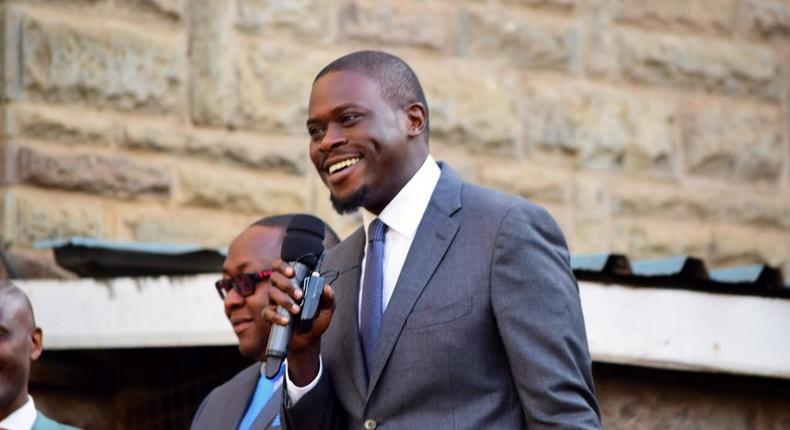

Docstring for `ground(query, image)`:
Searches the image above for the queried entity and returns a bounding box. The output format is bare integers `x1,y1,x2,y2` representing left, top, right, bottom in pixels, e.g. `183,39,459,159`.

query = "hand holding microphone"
264,215,336,383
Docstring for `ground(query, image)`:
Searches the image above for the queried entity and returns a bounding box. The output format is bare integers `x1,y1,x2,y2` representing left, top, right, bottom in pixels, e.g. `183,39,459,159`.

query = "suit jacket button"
364,419,377,429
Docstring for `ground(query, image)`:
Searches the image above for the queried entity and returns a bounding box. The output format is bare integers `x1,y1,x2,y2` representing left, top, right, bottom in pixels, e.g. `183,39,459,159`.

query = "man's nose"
224,288,244,310
319,123,347,152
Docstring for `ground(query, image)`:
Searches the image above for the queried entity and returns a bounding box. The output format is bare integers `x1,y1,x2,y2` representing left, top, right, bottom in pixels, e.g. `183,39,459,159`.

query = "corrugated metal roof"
30,237,789,299
571,254,789,299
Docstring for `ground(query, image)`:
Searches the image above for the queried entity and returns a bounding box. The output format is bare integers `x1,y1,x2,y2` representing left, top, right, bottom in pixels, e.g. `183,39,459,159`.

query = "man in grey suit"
0,281,80,430
267,51,601,429
192,215,338,430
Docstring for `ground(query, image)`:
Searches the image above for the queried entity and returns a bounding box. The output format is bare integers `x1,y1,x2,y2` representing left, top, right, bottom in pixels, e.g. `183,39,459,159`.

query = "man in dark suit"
0,280,80,430
267,51,601,429
191,215,338,430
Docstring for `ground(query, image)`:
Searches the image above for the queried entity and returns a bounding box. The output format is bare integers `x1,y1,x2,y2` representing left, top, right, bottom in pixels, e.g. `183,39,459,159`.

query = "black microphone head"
281,214,325,268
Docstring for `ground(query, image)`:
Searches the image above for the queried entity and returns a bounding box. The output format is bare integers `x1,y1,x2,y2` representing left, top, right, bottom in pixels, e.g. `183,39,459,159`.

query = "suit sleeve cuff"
284,355,323,405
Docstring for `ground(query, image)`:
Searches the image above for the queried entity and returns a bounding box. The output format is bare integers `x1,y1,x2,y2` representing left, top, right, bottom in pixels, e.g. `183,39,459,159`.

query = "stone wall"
0,0,788,275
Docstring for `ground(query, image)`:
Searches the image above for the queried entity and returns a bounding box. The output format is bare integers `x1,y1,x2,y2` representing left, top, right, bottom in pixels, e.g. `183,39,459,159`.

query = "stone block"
1,7,24,102
236,0,325,37
570,175,611,254
2,188,107,246
478,159,571,204
16,146,171,198
502,0,575,12
338,0,458,51
615,0,737,34
611,218,714,260
413,58,520,155
522,79,678,175
460,6,579,72
187,131,307,175
177,164,307,214
682,101,784,183
3,104,119,146
122,120,188,153
719,191,790,231
231,43,339,133
189,0,234,126
710,224,789,268
611,29,781,102
20,11,185,113
113,204,253,248
743,0,790,39
609,180,718,221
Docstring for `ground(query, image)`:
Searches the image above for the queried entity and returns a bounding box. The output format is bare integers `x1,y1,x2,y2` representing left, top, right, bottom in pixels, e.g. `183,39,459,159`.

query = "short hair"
0,279,36,328
250,214,340,249
314,50,430,136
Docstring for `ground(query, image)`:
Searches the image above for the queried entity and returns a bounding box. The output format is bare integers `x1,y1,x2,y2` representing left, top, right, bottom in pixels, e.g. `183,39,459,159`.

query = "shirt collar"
0,395,37,430
362,155,441,239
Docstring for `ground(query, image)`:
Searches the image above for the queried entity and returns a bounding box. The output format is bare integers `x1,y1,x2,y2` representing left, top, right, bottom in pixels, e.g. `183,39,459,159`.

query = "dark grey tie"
360,218,386,376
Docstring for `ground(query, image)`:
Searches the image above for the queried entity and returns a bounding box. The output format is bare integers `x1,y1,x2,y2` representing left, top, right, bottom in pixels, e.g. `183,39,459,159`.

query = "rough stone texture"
615,0,737,34
478,158,571,204
2,188,107,246
236,0,326,38
113,204,254,248
744,0,790,39
609,179,718,221
187,131,307,175
595,366,790,430
413,58,521,155
0,248,76,279
231,42,339,133
338,0,458,51
19,11,185,113
177,164,307,215
710,224,789,267
611,218,714,260
2,104,119,146
522,79,678,175
682,102,785,183
460,6,579,72
720,191,790,230
189,0,234,126
503,0,576,12
611,29,781,102
16,146,171,198
571,175,612,253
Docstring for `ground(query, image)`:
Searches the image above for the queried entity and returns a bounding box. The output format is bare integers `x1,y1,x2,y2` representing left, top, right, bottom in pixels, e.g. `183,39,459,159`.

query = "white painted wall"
14,277,790,380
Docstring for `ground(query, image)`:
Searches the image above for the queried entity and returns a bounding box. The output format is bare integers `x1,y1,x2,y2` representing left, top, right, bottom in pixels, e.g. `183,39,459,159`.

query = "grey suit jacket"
192,363,282,430
284,164,601,429
32,411,81,430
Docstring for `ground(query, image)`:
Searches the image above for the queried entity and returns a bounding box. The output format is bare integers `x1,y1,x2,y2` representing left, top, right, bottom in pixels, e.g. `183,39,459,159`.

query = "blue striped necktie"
360,218,386,377
237,365,283,430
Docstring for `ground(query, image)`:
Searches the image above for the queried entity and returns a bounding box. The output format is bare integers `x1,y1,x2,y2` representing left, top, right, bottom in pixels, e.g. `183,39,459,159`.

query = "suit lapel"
220,364,260,429
328,228,369,403
366,165,463,397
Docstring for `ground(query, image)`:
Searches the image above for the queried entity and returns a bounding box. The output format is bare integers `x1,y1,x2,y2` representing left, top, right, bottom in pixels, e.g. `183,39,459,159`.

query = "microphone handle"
265,261,310,379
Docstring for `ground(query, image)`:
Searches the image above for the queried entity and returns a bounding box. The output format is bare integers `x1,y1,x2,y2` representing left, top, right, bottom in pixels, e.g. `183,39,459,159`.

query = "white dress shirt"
0,395,37,430
286,155,441,403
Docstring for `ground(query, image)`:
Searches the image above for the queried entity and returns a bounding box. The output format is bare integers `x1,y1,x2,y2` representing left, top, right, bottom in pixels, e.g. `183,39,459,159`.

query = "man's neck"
0,392,29,422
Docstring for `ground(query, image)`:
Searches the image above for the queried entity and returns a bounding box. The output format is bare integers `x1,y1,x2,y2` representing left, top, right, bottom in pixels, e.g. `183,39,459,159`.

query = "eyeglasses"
215,270,273,300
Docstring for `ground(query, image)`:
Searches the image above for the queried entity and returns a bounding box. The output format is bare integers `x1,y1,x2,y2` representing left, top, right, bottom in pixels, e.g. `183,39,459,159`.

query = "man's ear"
30,327,43,361
405,103,427,138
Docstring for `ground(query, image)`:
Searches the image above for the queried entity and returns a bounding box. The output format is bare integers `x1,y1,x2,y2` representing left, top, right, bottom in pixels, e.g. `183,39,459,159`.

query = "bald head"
0,279,43,419
0,280,35,331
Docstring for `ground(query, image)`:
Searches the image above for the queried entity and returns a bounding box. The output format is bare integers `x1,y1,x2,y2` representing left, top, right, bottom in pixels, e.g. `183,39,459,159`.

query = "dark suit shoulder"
202,362,260,400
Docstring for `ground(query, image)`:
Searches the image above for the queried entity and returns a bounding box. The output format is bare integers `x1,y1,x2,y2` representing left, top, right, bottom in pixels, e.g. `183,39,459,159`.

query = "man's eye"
308,126,325,139
341,113,362,124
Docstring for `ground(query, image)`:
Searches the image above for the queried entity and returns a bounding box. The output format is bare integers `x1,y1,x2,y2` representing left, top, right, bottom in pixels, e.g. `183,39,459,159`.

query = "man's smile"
328,157,360,174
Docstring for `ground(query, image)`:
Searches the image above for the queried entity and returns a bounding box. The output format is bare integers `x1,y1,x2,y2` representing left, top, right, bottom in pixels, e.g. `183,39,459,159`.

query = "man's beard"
330,184,370,214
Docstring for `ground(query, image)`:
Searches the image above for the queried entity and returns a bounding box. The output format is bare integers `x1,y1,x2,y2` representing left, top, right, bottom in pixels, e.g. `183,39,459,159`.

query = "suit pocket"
405,295,471,330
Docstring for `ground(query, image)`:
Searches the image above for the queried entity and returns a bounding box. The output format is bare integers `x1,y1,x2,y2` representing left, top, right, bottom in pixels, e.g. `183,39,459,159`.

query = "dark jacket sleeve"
491,202,601,429
281,369,345,430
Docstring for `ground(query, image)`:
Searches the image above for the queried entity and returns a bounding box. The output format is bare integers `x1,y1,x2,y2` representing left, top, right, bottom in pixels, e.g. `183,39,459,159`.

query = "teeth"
328,157,360,174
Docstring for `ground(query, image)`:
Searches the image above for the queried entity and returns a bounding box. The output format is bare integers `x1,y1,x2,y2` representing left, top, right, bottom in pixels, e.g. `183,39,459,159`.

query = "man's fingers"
269,287,301,315
263,306,290,326
270,270,304,301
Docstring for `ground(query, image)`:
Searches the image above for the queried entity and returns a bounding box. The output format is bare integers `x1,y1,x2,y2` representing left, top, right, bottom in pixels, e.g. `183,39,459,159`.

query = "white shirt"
0,396,37,430
286,155,441,403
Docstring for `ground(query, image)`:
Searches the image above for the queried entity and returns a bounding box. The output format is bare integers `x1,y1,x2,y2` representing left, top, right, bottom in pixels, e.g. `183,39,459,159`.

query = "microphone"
265,214,325,379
